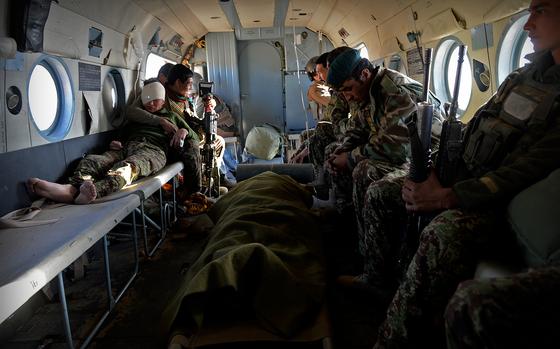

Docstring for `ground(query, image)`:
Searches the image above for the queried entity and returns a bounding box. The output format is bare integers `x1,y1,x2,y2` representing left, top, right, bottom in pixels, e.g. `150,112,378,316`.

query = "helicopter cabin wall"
329,0,530,124
0,0,184,154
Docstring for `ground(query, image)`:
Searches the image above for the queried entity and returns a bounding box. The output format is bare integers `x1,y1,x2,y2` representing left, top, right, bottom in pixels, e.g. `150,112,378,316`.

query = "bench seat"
0,194,140,324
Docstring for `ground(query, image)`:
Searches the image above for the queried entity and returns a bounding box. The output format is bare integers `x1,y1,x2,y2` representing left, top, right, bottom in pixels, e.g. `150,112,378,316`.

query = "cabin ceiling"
57,0,530,58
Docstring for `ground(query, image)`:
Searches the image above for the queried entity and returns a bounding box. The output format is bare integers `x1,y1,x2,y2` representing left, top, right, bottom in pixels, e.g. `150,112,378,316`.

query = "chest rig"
462,66,560,177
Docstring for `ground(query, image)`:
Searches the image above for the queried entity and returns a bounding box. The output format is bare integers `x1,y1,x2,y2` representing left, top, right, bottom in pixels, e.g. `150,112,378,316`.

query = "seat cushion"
508,168,560,268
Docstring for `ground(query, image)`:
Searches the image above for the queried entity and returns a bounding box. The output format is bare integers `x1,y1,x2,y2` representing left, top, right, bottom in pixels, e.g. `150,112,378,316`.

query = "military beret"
327,48,361,88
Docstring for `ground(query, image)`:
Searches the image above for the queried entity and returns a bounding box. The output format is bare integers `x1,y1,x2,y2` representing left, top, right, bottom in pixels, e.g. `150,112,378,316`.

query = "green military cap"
327,48,361,89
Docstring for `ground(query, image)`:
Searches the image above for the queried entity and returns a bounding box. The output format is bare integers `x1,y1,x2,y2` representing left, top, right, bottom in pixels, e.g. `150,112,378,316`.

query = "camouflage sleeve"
324,92,349,124
338,108,371,160
348,87,415,166
126,95,163,126
168,112,200,143
453,113,560,208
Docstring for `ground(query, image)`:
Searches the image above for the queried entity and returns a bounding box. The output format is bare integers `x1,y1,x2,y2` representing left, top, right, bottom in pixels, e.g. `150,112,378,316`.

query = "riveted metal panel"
206,32,241,135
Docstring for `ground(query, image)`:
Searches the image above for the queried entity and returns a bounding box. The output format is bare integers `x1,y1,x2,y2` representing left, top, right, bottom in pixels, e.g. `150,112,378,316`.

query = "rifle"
407,48,434,183
398,48,434,276
436,45,466,186
200,82,221,197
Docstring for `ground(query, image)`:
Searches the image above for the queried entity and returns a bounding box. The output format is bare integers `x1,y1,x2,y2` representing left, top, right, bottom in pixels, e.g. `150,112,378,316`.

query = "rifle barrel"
421,48,433,103
449,45,466,120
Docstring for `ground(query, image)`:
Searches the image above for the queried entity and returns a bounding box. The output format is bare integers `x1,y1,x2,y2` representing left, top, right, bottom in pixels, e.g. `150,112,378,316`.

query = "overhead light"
210,16,221,19
299,13,307,16
253,20,261,23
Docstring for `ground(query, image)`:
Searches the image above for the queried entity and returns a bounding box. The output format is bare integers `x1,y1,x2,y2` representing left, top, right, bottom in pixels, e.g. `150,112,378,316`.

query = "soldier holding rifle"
374,0,560,346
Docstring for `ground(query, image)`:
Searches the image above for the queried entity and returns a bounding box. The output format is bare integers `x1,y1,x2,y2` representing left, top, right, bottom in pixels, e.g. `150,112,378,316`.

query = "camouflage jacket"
339,68,441,168
124,107,199,151
453,51,560,208
323,91,359,138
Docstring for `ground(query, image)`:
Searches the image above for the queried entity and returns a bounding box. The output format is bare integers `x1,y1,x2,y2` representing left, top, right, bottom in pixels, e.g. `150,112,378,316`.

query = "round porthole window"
28,56,74,141
497,13,532,86
433,38,472,117
102,69,126,125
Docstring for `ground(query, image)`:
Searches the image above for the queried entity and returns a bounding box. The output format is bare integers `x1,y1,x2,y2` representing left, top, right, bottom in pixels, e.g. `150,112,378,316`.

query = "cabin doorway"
238,41,284,141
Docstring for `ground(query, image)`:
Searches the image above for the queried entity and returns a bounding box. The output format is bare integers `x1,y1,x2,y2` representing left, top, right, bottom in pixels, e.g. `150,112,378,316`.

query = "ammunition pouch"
462,110,524,177
462,69,560,177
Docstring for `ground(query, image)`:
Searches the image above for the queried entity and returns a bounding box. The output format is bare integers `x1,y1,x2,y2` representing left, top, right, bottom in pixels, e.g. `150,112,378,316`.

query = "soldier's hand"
401,170,458,212
289,147,309,164
326,152,349,174
333,145,345,155
109,140,123,150
159,118,178,135
171,128,188,148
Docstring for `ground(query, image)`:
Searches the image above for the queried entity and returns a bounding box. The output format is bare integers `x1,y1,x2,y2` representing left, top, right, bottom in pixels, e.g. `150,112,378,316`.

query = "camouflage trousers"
170,137,202,195
290,124,335,166
374,208,509,348
445,266,560,348
69,139,167,198
357,169,407,287
308,122,335,171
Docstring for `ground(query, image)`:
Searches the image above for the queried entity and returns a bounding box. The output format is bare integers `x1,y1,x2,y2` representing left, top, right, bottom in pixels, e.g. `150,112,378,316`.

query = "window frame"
432,36,473,118
353,42,369,60
496,11,531,86
27,55,74,141
144,52,176,80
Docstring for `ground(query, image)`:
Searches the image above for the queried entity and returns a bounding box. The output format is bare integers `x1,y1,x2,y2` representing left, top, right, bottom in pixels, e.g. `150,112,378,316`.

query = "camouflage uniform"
334,68,441,214
69,140,167,197
356,168,408,288
445,267,560,349
68,107,195,197
374,51,560,348
308,122,335,171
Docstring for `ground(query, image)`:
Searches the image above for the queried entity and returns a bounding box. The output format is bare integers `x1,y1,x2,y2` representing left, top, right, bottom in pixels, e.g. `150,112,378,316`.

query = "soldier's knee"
352,160,369,181
365,180,397,204
445,280,493,346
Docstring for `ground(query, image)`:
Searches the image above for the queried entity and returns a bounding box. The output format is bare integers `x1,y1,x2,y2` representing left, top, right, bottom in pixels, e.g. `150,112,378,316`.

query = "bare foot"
27,178,77,203
74,180,97,204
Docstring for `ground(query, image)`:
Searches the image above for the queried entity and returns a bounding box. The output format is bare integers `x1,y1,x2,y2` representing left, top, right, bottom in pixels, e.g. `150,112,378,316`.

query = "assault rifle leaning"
398,46,467,276
199,81,221,197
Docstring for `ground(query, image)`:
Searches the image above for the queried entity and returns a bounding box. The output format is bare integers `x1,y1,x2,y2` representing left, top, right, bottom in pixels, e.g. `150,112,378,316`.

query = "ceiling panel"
183,0,232,32
320,0,361,38
306,0,336,36
234,0,275,28
134,0,192,40
284,0,319,28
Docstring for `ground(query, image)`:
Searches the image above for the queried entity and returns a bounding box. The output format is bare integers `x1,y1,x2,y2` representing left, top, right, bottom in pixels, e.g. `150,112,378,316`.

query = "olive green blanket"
162,172,326,338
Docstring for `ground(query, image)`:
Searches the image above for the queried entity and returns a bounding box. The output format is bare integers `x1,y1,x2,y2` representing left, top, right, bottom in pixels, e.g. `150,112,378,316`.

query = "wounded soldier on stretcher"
27,81,199,204
162,172,328,345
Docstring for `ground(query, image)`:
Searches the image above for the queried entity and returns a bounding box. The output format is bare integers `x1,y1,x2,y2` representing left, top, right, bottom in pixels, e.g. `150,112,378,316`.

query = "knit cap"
326,49,362,89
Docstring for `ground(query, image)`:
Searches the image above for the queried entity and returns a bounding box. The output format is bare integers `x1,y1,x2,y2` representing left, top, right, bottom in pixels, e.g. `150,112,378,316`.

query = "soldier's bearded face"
524,0,560,56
